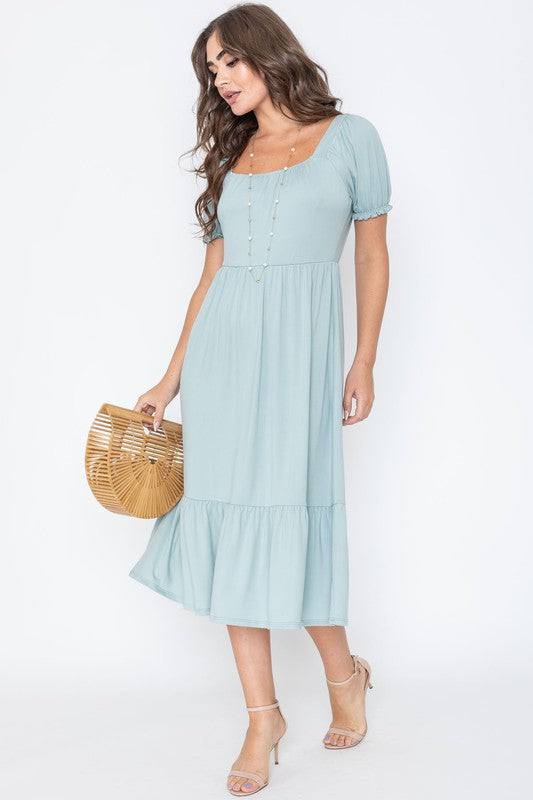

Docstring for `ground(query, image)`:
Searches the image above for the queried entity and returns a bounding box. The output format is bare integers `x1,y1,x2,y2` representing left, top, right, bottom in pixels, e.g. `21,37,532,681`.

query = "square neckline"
229,113,345,177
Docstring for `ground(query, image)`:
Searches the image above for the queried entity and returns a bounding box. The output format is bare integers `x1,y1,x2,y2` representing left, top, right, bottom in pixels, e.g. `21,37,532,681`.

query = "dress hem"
128,570,348,629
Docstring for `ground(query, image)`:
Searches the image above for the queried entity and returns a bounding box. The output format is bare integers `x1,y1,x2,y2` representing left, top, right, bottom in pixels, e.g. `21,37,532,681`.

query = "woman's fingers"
153,407,165,431
133,397,158,421
342,390,374,424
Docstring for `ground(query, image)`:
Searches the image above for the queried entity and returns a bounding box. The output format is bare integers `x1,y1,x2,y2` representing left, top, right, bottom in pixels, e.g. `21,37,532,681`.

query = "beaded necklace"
246,125,303,284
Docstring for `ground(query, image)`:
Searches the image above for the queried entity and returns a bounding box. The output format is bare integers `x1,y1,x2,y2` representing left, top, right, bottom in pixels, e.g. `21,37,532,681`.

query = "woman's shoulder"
325,111,393,220
336,111,373,125
326,111,390,169
329,112,384,149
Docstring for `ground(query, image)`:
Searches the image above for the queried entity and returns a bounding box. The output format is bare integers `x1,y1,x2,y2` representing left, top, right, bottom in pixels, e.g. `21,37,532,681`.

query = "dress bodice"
203,113,393,266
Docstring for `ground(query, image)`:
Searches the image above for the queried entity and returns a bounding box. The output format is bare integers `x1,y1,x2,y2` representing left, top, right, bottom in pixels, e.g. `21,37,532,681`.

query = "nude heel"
227,700,287,796
273,739,280,765
356,655,373,690
323,654,372,749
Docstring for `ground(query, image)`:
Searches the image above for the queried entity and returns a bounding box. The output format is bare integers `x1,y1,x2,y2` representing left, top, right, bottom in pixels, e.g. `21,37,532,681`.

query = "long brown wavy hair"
183,3,343,243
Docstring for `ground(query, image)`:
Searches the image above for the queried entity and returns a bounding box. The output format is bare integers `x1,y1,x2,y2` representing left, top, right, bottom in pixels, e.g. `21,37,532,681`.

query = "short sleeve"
202,199,223,244
331,114,392,221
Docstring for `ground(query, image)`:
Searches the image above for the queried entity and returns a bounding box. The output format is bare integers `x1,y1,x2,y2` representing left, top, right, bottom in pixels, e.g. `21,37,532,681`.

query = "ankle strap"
246,700,279,712
326,654,359,686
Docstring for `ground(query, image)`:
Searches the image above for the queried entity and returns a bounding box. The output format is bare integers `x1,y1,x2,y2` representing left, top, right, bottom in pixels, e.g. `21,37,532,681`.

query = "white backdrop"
1,1,531,797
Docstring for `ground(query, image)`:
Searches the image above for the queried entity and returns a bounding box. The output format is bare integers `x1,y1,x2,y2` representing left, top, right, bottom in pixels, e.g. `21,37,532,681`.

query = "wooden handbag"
85,403,184,519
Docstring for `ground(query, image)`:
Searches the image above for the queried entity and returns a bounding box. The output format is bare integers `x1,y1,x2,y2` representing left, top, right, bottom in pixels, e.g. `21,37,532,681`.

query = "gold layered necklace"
246,125,304,284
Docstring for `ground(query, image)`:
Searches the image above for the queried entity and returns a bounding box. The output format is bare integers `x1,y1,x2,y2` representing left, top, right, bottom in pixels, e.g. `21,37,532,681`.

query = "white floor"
1,677,528,799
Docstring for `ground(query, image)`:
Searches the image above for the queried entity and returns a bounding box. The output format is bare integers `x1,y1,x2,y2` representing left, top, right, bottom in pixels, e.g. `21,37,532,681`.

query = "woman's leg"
226,625,287,794
305,625,369,747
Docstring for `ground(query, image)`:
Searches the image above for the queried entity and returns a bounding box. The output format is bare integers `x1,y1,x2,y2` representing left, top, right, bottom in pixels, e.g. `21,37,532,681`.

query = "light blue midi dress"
128,112,392,628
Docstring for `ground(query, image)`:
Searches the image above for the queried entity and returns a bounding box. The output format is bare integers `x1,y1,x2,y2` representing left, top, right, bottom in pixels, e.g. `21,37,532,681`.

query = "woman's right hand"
133,378,178,431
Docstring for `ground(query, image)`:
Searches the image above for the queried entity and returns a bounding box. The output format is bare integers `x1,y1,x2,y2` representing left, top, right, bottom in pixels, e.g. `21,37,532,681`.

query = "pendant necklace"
246,125,304,284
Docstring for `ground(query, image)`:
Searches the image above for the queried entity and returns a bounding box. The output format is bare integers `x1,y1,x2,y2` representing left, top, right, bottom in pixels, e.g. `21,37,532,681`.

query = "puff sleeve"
330,114,392,221
202,199,223,244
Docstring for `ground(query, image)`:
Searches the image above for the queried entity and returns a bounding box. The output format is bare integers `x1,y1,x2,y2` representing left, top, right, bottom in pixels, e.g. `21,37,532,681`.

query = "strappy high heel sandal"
323,653,373,749
227,699,287,796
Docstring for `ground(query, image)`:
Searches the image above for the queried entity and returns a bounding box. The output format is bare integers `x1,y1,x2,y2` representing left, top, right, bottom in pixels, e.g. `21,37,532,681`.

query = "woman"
129,3,391,795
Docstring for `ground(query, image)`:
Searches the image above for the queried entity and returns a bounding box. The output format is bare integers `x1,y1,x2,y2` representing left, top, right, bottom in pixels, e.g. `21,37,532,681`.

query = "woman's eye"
209,57,239,81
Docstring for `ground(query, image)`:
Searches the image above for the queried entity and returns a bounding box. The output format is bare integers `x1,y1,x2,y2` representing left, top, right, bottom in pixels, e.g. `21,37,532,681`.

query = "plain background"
1,1,531,797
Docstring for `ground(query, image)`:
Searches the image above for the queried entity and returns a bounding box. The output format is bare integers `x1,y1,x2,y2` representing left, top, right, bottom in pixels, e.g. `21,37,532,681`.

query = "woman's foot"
323,659,370,747
227,705,287,794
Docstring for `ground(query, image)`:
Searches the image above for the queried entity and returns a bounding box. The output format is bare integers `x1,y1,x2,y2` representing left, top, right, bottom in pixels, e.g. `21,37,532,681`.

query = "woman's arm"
133,236,224,429
342,214,390,426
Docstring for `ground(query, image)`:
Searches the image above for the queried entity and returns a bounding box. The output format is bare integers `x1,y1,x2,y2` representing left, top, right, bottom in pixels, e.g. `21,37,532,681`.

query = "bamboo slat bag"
85,403,184,519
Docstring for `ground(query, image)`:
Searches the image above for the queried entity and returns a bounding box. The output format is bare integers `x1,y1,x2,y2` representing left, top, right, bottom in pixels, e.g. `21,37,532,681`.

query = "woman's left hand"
342,361,375,425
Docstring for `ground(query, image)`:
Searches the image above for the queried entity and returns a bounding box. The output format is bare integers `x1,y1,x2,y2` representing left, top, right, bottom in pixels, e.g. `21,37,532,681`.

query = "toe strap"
326,726,365,741
227,769,267,788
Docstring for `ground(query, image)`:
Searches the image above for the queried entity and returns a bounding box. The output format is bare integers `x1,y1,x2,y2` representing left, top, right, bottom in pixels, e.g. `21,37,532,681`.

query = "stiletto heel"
227,700,287,796
356,655,373,690
323,654,372,749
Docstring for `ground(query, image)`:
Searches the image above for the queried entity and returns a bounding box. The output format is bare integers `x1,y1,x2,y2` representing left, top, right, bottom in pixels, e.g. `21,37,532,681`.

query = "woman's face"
205,32,268,116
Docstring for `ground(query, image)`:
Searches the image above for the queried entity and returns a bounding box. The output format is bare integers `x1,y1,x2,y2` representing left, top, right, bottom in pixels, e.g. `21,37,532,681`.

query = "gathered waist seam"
221,260,339,268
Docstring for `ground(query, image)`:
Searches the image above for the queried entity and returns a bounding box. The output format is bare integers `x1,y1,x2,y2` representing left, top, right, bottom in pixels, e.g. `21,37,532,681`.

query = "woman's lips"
226,91,241,104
